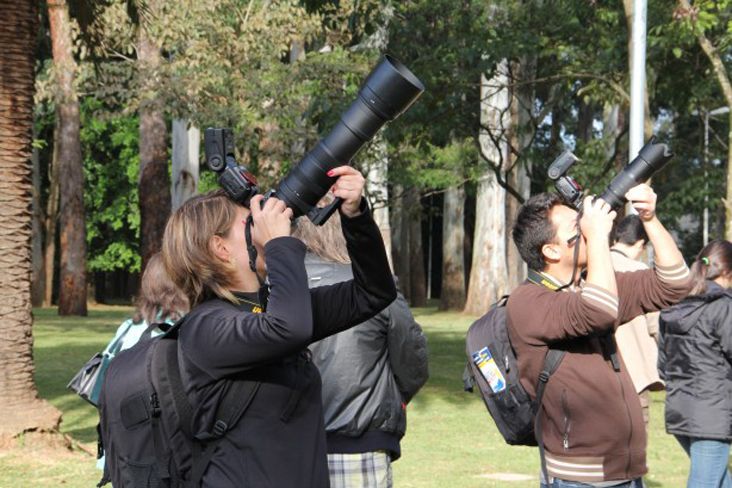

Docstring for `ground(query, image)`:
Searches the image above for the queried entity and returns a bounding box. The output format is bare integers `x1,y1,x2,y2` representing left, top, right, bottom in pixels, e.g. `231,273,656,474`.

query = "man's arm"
615,185,690,322
626,184,686,271
507,285,618,345
582,196,618,296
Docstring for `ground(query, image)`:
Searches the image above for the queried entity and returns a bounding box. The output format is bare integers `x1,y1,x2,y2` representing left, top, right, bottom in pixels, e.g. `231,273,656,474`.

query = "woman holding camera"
659,239,732,488
161,166,396,488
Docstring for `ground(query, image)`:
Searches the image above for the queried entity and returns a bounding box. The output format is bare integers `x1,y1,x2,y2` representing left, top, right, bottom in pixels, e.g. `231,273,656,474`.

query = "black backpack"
464,295,565,477
98,320,260,488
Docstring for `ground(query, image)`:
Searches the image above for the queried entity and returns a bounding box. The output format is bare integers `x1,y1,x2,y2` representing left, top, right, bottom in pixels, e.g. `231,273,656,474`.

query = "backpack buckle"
150,392,161,417
212,419,228,437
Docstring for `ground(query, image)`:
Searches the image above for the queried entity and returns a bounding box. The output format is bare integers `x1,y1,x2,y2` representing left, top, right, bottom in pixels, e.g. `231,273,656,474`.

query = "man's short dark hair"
611,214,648,246
512,192,565,271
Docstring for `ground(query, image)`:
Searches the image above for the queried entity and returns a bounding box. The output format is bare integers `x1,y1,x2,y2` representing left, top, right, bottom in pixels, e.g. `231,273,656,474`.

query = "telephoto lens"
275,55,425,223
599,138,673,209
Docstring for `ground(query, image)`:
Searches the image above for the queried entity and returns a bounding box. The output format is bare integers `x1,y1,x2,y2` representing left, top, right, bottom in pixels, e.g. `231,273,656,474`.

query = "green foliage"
384,0,492,191
80,97,141,272
45,0,731,267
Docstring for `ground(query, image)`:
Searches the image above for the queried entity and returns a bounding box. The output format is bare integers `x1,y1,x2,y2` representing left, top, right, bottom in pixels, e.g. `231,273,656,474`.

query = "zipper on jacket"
615,368,633,477
561,389,571,450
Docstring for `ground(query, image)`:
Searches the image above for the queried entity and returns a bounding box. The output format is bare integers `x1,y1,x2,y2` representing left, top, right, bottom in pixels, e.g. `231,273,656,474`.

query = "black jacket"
178,209,397,488
659,281,732,440
305,255,429,460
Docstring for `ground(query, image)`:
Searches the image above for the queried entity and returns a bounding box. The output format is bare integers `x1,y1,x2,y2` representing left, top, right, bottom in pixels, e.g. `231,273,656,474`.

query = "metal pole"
426,195,432,301
629,0,647,159
704,111,709,246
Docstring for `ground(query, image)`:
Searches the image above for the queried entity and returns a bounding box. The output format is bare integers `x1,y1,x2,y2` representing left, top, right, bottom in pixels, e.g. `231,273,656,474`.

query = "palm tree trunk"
0,0,62,442
49,0,87,316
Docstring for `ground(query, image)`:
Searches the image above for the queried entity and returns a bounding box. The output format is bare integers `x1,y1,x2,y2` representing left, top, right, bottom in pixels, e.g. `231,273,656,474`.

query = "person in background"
610,215,665,430
293,207,429,488
103,252,189,353
659,239,732,488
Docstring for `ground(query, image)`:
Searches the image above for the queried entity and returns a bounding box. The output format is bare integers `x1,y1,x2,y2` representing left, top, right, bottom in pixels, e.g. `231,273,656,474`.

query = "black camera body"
205,55,424,225
547,151,584,209
204,128,259,207
548,137,674,210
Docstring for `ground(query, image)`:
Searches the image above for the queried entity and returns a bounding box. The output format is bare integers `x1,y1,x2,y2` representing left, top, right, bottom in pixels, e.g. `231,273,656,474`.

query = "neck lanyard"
527,269,564,291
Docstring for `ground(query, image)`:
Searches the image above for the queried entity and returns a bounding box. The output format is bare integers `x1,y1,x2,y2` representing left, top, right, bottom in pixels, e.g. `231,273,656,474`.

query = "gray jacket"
659,281,732,440
305,254,429,459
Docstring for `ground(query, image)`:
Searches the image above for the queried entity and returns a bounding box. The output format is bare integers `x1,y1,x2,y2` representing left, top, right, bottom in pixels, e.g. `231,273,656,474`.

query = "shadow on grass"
34,306,481,441
34,307,132,444
408,324,484,413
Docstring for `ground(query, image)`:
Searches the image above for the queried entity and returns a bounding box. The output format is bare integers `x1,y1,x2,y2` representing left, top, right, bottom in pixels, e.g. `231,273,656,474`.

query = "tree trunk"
506,56,535,290
171,119,199,211
578,99,594,144
391,184,410,298
407,187,426,307
0,0,62,442
49,0,87,316
31,126,45,306
365,134,392,268
43,123,60,307
138,15,171,272
440,185,465,310
465,65,511,315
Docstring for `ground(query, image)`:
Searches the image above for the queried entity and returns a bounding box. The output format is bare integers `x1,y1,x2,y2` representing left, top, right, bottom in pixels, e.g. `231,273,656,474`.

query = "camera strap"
244,215,258,274
566,228,582,290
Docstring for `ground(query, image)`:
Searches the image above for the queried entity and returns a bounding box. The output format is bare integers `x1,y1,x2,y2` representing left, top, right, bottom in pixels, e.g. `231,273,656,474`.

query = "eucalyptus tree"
48,0,87,315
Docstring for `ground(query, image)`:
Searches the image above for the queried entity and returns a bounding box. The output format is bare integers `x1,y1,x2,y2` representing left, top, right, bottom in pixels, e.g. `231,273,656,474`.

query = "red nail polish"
327,170,334,177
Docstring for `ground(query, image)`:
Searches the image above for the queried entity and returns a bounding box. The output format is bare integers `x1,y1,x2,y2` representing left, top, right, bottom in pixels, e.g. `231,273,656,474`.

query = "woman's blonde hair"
132,252,189,324
162,189,245,306
292,197,350,264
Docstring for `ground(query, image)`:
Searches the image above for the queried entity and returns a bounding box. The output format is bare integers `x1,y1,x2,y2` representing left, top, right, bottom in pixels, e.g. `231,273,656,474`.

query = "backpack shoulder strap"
150,318,261,487
189,380,260,485
534,348,566,484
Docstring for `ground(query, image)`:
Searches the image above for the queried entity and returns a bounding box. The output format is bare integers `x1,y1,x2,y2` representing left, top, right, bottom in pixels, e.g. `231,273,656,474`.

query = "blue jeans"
541,479,643,488
675,435,732,488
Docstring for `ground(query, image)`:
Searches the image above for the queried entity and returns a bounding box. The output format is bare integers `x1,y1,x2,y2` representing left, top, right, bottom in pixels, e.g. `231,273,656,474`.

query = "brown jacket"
507,261,690,483
611,250,664,394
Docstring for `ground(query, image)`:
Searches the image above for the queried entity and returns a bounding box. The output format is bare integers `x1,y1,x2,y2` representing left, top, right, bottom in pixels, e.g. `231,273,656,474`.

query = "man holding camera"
508,184,690,487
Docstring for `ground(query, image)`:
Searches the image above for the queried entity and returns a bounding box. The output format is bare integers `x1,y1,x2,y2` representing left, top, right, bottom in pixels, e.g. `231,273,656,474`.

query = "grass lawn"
0,305,693,487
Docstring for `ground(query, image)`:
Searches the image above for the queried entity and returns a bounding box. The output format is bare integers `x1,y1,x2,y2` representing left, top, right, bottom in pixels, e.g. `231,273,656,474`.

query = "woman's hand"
249,195,294,248
327,166,366,217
